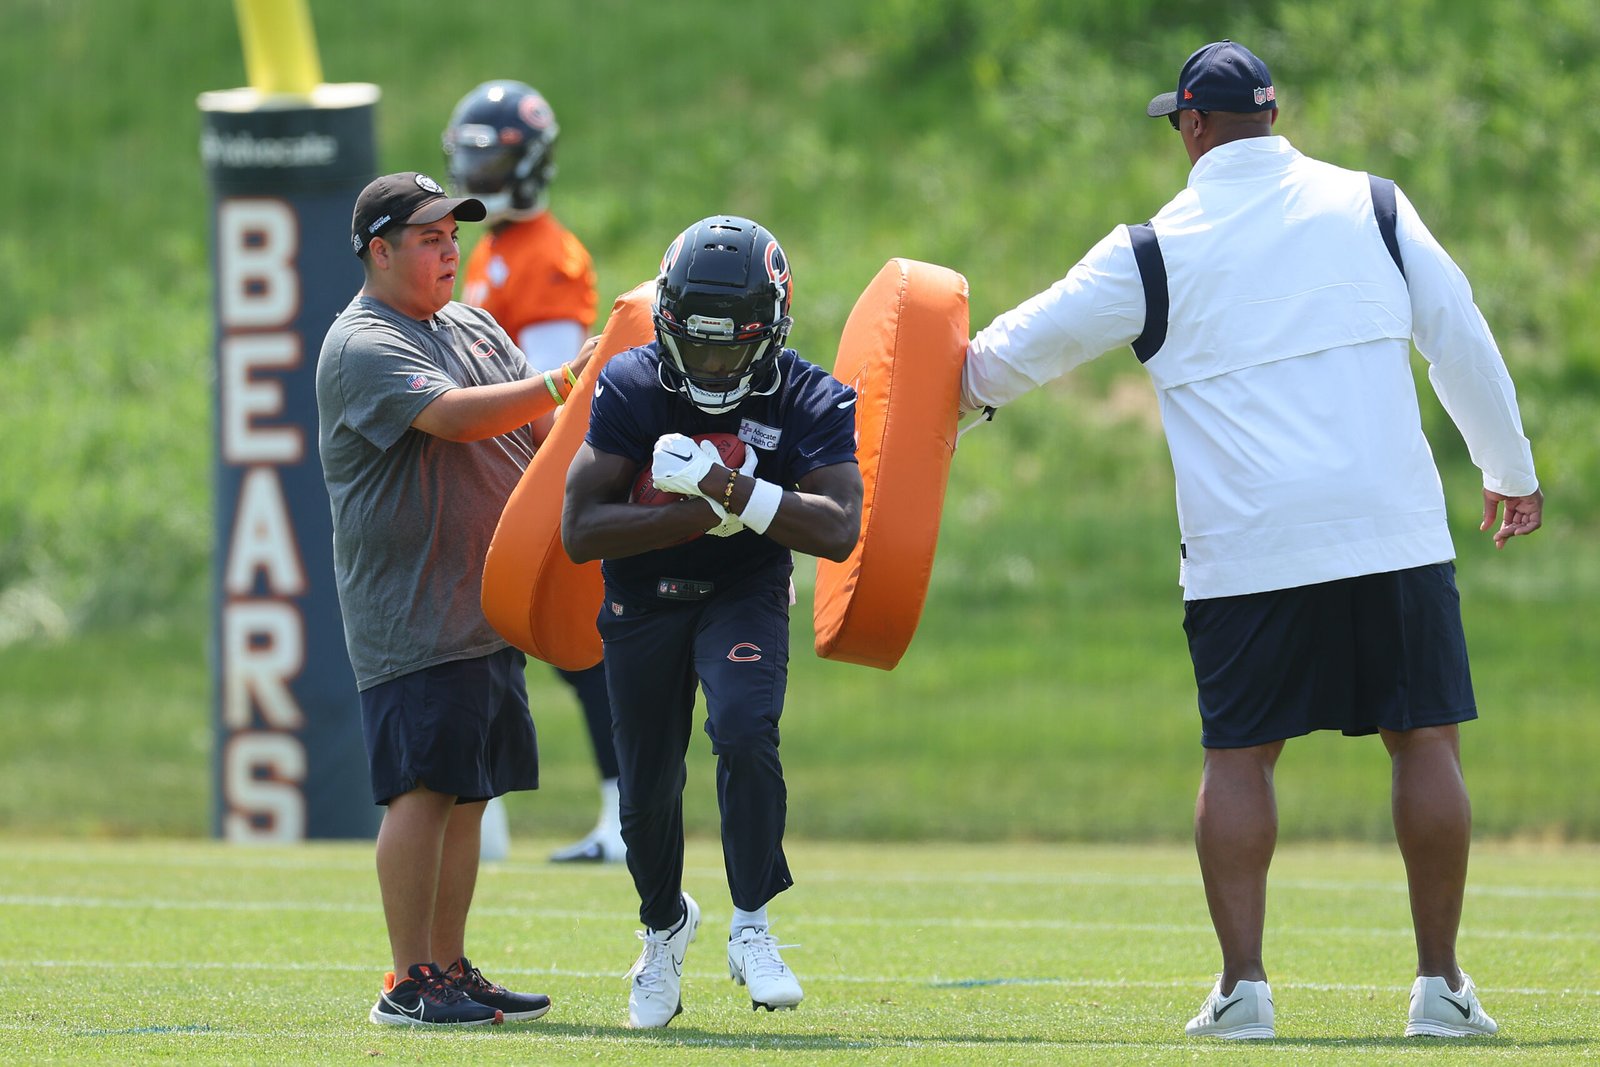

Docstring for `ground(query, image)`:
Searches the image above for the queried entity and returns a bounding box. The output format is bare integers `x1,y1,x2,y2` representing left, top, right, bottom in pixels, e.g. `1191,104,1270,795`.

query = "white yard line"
10,849,1599,899
0,893,1593,945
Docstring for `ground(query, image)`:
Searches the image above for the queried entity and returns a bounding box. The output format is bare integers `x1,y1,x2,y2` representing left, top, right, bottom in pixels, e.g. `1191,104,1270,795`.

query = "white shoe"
478,796,510,863
727,927,804,1011
625,892,699,1028
1185,977,1274,1039
549,824,625,864
1406,973,1498,1037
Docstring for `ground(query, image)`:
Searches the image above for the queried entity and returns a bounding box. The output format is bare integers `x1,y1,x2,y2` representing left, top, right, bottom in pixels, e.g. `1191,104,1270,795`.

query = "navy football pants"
554,662,620,781
599,568,795,931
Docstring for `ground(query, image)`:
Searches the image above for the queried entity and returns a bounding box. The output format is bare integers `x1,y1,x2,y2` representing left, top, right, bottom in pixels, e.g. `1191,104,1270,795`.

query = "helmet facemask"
656,320,785,414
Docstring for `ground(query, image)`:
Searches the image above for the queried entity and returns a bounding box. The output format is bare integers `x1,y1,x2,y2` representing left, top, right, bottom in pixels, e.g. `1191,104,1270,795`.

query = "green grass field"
2,837,1594,1064
3,4,1597,1058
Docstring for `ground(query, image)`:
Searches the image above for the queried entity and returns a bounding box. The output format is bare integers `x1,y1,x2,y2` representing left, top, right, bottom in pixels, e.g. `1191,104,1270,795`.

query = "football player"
563,216,862,1027
444,80,622,864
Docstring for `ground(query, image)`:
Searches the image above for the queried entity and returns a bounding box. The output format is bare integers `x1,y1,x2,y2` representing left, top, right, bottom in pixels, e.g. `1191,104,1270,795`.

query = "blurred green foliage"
0,0,1596,840
2,0,1595,634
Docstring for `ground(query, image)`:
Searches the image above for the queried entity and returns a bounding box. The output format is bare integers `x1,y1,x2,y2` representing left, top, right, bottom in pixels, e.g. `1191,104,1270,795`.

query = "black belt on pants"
656,577,715,601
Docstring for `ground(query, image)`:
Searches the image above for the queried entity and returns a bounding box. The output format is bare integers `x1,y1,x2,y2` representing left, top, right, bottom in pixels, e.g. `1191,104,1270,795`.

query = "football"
630,432,746,506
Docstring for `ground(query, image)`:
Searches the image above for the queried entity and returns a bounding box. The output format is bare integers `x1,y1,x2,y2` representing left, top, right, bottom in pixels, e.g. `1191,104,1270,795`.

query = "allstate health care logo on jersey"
738,419,781,451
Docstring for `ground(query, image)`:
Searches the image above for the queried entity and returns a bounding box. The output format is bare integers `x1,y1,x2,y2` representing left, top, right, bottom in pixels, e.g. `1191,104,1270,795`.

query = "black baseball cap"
1146,40,1277,119
350,171,486,257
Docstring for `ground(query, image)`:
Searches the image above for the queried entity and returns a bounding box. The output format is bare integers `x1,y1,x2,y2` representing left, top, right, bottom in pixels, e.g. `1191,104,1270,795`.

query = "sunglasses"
1169,109,1208,131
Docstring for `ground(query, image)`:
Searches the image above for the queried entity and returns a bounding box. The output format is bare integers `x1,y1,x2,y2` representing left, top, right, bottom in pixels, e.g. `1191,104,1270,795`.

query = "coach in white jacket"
961,40,1541,1041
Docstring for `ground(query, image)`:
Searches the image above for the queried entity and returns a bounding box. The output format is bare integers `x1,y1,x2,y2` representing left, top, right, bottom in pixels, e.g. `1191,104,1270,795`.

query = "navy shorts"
359,646,538,804
1183,562,1476,749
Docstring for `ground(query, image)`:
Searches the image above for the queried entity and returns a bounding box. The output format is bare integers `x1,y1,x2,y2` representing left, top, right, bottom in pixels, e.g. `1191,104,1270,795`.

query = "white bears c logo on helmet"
660,231,686,274
764,240,791,303
518,93,555,130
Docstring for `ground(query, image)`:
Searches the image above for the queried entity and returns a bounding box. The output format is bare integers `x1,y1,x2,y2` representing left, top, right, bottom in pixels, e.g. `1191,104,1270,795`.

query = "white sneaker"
549,824,626,864
1406,973,1498,1037
1185,977,1274,1039
625,892,699,1028
727,927,804,1011
478,796,510,863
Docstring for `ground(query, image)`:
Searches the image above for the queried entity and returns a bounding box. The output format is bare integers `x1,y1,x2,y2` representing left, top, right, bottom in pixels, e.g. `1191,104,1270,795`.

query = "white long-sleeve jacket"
962,136,1537,599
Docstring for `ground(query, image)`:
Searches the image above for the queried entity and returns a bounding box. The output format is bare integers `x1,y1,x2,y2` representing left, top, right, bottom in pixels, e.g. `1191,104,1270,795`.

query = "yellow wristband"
543,370,564,405
722,467,739,512
562,362,579,389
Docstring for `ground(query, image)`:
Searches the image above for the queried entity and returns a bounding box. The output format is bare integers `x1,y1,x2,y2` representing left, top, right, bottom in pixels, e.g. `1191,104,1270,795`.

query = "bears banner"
198,83,381,840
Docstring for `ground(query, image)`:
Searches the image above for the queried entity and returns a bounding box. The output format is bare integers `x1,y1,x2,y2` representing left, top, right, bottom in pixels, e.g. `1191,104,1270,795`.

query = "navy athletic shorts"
1182,562,1476,749
359,646,538,804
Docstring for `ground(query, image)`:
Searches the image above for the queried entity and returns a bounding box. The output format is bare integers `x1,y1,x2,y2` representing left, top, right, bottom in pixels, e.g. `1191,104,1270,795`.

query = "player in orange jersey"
445,80,621,864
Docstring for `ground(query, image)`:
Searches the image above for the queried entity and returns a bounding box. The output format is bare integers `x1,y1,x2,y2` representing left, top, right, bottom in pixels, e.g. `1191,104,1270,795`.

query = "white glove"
705,445,758,537
651,433,715,496
705,497,745,537
698,439,729,476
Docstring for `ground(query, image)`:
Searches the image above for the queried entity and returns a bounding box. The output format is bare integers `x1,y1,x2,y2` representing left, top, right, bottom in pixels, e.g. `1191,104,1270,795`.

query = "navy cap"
1147,40,1276,119
351,171,486,257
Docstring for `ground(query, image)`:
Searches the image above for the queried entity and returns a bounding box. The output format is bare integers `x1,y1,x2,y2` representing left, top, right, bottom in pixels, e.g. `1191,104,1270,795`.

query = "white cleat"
549,824,626,864
727,927,804,1011
1406,973,1498,1037
625,892,699,1028
1185,977,1274,1039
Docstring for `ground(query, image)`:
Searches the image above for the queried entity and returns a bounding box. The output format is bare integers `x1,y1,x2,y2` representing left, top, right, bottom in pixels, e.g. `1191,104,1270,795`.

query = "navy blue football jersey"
586,343,858,601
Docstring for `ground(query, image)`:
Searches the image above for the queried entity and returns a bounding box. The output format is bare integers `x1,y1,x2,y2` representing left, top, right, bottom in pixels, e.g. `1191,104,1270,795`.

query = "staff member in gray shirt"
317,171,592,1027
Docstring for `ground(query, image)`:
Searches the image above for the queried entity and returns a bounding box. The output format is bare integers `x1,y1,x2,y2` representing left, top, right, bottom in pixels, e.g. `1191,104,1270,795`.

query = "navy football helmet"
653,216,793,414
442,80,559,219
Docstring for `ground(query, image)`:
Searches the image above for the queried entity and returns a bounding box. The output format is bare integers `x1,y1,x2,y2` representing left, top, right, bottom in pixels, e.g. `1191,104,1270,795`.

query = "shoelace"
454,963,502,997
1196,980,1233,1024
624,929,675,994
739,930,799,983
417,970,474,1006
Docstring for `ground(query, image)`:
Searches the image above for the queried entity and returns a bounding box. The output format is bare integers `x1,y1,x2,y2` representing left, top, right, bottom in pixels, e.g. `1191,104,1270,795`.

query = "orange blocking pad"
481,281,654,670
814,259,969,670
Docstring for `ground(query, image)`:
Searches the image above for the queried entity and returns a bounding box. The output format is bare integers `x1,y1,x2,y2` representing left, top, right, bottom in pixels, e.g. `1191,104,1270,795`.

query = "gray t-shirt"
315,294,535,689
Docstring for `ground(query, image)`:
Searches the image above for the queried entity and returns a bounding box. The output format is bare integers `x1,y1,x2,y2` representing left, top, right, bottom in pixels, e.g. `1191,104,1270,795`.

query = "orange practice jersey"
462,212,598,334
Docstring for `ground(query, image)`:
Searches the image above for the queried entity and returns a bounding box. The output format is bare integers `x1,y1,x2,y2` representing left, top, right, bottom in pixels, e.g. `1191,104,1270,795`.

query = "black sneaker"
369,962,505,1026
447,957,552,1022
